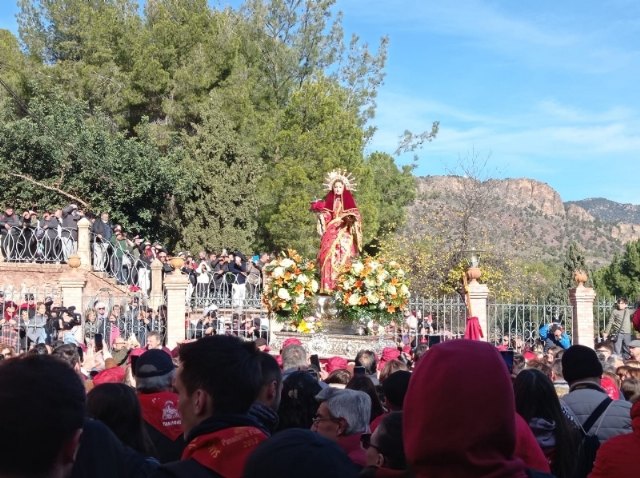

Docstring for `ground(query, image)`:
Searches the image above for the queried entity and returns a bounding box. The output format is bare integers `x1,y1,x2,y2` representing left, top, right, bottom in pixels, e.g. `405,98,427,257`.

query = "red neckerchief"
182,426,266,478
137,391,183,441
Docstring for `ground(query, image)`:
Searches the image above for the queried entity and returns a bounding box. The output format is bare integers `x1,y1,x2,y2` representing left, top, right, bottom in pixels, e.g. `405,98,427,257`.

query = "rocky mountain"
410,176,640,268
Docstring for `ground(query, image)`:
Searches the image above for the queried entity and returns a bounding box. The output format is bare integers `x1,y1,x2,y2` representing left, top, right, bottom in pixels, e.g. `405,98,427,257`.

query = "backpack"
571,397,612,478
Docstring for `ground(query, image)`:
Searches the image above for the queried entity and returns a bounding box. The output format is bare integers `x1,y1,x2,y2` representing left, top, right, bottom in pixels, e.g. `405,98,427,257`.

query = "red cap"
92,366,126,385
282,338,303,350
325,356,348,373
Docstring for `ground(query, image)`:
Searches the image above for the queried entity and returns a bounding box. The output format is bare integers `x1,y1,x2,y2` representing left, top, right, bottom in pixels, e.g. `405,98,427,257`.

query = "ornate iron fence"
188,271,263,310
185,271,268,341
1,226,77,263
90,232,151,294
487,301,573,350
81,289,166,348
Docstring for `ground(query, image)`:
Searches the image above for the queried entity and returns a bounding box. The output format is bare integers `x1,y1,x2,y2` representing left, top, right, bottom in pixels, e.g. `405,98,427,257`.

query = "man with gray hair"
311,387,371,468
135,349,185,463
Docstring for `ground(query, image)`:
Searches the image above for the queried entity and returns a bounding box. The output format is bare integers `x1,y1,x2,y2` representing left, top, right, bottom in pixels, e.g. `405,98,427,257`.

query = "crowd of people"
0,205,268,310
1,323,639,478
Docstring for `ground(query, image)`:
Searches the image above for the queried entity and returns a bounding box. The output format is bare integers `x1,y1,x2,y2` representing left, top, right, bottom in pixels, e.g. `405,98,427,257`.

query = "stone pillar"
164,272,189,349
570,285,596,348
59,273,86,311
76,217,92,269
149,258,164,310
467,280,489,341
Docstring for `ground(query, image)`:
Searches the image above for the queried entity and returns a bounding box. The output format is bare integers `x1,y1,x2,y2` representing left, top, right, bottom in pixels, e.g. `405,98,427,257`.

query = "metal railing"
90,232,152,294
82,289,166,347
185,309,270,342
0,285,64,354
188,271,263,310
1,226,78,263
487,301,574,350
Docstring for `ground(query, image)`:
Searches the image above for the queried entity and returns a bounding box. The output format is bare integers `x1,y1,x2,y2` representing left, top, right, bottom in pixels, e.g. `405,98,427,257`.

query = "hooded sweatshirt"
403,340,530,478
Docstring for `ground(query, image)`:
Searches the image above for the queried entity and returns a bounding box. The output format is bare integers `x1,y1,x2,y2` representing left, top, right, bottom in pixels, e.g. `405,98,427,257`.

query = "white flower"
297,274,309,284
348,294,361,306
366,293,380,304
351,262,365,275
277,288,291,301
280,258,295,268
369,261,380,270
295,294,305,304
310,280,319,292
272,266,285,278
364,278,376,288
387,284,397,295
400,284,409,295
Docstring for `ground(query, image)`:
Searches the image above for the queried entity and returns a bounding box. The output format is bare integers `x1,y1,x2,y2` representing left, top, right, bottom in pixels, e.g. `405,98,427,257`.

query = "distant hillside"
567,198,640,224
408,176,640,268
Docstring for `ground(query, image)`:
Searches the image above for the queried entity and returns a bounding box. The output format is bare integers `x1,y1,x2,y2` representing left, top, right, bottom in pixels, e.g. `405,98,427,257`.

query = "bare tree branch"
8,172,89,208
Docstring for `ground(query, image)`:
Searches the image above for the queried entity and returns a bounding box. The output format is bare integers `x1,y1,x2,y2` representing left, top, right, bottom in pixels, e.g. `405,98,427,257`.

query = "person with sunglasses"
360,411,410,478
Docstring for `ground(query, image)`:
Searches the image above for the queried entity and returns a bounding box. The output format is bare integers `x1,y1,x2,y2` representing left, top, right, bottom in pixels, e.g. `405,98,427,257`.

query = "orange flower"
360,296,368,305
387,305,396,313
390,277,399,285
355,280,364,288
294,284,304,294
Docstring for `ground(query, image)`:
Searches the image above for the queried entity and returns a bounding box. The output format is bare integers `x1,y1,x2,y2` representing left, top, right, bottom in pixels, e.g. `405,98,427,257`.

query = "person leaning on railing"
0,206,21,260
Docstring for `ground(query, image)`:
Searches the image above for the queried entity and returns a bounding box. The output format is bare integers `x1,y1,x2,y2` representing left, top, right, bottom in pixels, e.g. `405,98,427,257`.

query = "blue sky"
2,1,639,203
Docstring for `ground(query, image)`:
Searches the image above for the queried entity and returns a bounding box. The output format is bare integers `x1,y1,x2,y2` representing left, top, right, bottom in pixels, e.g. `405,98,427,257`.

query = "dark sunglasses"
360,433,382,452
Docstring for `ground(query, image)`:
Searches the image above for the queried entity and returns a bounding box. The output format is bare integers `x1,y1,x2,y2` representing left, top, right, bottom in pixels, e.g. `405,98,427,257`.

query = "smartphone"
499,350,514,374
428,335,441,347
354,366,366,376
310,354,321,371
94,333,103,350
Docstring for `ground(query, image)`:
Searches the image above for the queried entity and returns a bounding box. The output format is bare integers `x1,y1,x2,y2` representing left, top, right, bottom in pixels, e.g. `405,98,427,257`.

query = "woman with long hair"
87,382,156,458
513,368,580,478
347,374,386,423
315,170,362,293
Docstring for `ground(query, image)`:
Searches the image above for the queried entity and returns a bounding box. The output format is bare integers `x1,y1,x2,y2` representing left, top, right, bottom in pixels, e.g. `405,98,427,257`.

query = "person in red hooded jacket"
403,340,553,478
589,400,640,477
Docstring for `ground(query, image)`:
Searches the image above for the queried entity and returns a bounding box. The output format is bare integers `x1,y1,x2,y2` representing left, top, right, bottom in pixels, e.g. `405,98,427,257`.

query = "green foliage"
365,152,416,240
172,94,264,253
258,78,374,256
596,240,640,301
544,242,588,302
0,92,178,235
2,0,408,258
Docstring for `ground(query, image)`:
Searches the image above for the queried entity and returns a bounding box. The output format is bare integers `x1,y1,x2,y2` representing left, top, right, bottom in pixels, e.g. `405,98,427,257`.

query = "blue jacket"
539,323,571,350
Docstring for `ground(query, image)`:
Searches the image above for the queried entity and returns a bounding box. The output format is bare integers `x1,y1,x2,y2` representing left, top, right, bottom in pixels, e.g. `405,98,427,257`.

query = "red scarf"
183,426,266,478
137,391,183,441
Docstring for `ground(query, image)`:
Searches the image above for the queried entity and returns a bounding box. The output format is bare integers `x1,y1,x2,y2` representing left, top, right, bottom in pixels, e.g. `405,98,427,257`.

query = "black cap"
244,429,358,478
135,349,174,378
561,345,603,384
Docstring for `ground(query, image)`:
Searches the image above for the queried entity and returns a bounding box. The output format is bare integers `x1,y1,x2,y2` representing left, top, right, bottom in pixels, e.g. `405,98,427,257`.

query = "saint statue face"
332,180,345,195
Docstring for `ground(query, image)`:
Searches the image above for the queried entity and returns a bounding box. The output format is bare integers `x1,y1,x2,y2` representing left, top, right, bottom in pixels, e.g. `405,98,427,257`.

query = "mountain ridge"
410,176,640,267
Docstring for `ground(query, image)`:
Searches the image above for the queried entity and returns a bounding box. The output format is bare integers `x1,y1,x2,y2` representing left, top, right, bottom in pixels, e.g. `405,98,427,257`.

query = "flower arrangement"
334,256,410,326
262,249,319,324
